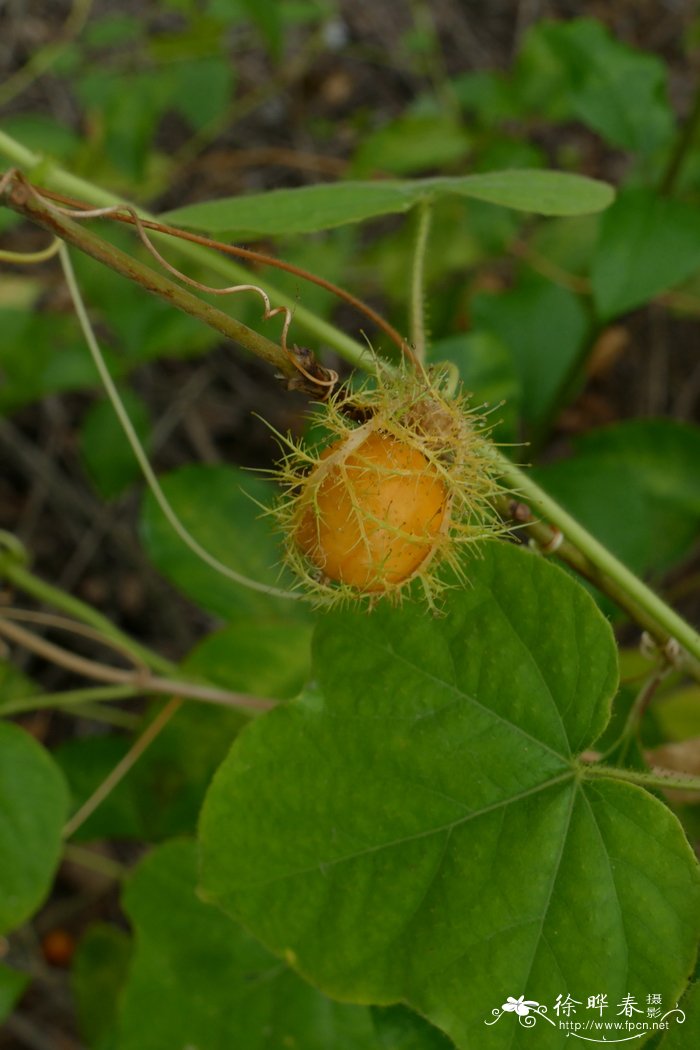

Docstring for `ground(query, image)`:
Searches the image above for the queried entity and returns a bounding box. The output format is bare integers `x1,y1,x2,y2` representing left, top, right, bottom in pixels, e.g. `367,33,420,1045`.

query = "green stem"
410,200,433,362
0,131,370,367
0,558,176,676
63,696,181,838
60,242,300,602
1,178,303,381
68,702,141,729
582,763,700,794
660,78,700,196
499,457,700,666
1,684,137,717
62,843,126,880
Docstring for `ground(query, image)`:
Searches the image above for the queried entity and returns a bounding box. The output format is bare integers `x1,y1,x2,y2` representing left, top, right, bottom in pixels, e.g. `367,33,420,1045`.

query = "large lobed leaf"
199,541,700,1049
163,171,614,236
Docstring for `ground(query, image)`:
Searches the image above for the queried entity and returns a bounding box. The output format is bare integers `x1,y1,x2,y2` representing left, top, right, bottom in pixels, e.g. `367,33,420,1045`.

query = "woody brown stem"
0,170,336,396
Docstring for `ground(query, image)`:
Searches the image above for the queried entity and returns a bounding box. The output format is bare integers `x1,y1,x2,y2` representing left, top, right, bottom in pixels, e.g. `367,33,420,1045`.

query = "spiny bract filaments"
272,366,504,608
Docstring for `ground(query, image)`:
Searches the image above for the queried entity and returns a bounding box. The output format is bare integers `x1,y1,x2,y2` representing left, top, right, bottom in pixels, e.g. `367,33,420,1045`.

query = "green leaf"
0,722,69,935
237,0,283,58
140,464,303,621
55,735,145,843
168,57,235,130
185,616,312,700
530,213,601,277
0,963,29,1024
0,309,96,413
652,686,700,744
80,390,151,500
372,1005,455,1049
117,840,377,1049
72,924,132,1050
657,981,700,1049
163,171,614,235
591,188,700,320
471,277,590,430
452,70,518,125
351,113,472,177
437,170,614,216
428,332,521,442
83,13,144,48
163,181,424,235
56,618,311,843
133,620,312,840
0,661,36,708
533,419,700,577
200,541,700,1049
0,114,80,161
515,19,675,155
76,68,173,180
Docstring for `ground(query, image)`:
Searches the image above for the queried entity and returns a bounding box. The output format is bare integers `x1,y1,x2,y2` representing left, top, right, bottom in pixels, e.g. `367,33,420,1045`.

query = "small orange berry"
41,928,76,967
295,430,449,592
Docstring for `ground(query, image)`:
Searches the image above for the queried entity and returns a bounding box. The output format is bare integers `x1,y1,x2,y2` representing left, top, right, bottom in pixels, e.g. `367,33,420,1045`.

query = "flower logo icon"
502,995,540,1017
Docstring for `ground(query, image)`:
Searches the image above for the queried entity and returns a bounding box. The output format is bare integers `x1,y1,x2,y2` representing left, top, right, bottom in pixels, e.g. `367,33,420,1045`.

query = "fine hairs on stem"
410,200,433,363
58,242,301,601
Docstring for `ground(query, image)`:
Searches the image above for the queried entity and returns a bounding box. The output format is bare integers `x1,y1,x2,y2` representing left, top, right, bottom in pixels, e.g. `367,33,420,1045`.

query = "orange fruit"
295,429,449,592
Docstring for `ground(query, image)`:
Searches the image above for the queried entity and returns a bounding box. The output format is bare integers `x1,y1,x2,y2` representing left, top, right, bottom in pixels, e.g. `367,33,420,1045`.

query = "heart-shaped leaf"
200,541,700,1049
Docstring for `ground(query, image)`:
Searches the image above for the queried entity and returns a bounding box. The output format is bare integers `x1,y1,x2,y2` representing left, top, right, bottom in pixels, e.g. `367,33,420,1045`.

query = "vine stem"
0,615,275,712
0,555,175,676
660,77,700,196
0,131,370,368
0,237,61,264
410,200,433,362
496,460,700,669
59,241,301,602
1,684,138,719
1,175,317,387
583,763,700,795
62,843,126,881
62,697,182,838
